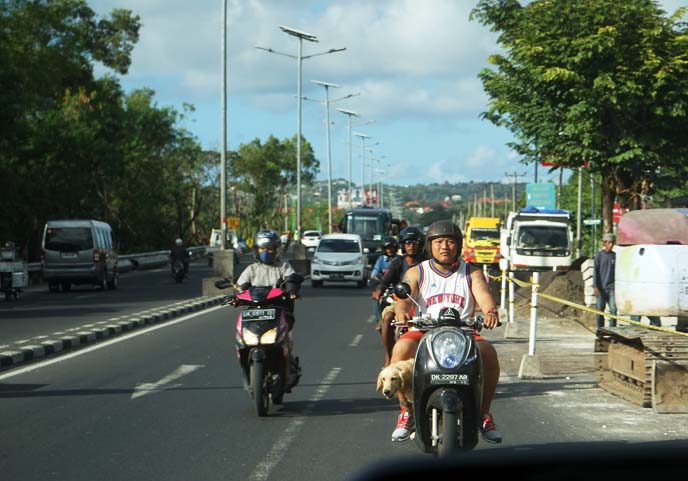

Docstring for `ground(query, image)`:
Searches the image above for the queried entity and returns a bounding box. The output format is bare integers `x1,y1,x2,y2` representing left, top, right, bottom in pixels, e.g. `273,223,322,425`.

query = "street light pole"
220,0,228,250
256,26,345,240
354,133,371,206
337,108,358,208
311,80,339,234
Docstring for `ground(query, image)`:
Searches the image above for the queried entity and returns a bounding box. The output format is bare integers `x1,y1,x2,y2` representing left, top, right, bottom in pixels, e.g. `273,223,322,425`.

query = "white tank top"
416,259,475,320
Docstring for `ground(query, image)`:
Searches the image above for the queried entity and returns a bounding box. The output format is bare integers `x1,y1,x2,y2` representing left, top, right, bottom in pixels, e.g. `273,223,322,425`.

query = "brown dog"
376,359,414,410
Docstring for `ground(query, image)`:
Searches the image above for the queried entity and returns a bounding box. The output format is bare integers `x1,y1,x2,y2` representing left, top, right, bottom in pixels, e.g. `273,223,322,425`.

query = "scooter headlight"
241,329,259,346
260,328,278,344
432,331,467,369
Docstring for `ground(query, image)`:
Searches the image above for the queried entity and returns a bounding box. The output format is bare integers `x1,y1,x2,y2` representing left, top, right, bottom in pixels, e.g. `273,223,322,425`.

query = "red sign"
612,203,623,224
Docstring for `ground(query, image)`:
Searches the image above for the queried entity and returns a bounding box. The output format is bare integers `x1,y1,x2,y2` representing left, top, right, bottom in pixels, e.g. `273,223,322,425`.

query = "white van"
42,220,118,292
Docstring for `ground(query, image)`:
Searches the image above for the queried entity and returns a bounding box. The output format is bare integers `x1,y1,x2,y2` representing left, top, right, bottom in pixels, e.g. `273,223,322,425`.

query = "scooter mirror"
214,278,232,289
393,282,412,299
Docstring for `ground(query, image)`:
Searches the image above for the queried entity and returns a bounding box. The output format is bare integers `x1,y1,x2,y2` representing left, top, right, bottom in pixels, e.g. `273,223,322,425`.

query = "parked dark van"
42,220,118,292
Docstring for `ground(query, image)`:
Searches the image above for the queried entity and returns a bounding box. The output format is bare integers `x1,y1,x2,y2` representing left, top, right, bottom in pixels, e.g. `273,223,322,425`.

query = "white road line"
131,364,205,399
248,368,341,481
0,345,8,349
367,315,376,324
15,340,29,345
0,305,226,381
349,334,364,347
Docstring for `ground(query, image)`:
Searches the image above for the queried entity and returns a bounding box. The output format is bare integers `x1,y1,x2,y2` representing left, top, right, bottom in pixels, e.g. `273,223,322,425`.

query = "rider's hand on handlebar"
483,308,500,329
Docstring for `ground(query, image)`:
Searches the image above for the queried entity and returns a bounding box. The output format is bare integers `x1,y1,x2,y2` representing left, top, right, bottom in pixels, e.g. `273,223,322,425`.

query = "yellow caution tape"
502,274,688,337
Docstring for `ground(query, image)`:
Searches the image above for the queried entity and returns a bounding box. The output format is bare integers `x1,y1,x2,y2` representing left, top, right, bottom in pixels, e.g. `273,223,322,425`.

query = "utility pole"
491,184,495,217
504,171,527,212
220,0,228,249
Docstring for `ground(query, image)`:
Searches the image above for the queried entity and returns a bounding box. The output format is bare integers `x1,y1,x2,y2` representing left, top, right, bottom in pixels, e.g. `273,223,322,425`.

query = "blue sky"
90,0,684,187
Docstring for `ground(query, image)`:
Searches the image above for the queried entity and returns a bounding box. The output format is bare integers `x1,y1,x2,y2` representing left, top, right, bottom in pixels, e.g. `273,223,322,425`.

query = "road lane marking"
367,315,375,324
249,367,341,481
349,334,363,347
0,305,225,381
131,364,205,399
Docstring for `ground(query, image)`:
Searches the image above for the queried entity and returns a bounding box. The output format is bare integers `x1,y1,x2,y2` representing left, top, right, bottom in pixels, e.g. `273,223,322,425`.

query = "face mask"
259,250,274,263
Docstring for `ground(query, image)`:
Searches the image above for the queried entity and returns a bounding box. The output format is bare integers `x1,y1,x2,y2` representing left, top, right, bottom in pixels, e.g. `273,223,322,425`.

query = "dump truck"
463,217,502,266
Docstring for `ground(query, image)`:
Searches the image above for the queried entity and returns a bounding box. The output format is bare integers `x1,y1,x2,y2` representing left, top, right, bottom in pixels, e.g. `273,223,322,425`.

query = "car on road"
300,230,322,250
310,233,368,288
41,219,118,292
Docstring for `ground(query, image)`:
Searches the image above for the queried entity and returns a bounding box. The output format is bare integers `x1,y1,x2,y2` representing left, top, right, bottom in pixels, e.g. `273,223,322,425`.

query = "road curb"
0,295,226,370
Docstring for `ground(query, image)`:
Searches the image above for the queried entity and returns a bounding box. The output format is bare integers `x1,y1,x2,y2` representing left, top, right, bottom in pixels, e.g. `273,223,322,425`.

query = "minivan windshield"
45,227,93,251
317,239,360,253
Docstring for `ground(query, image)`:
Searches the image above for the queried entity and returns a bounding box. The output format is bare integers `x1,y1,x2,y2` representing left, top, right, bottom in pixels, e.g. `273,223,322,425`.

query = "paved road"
2,269,687,480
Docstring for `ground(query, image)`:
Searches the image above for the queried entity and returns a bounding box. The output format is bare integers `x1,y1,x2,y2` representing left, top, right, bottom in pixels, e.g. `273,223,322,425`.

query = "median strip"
0,295,226,370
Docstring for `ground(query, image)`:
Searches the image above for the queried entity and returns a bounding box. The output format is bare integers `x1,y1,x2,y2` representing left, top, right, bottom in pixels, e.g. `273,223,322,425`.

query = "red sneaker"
481,413,503,444
392,407,414,442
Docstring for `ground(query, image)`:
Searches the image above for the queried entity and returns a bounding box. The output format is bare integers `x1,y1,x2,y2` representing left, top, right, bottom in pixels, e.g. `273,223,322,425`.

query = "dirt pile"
512,270,596,325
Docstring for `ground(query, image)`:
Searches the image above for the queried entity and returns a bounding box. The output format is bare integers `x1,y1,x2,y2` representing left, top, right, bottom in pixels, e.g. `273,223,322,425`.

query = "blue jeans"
630,315,661,327
596,287,617,328
372,298,382,320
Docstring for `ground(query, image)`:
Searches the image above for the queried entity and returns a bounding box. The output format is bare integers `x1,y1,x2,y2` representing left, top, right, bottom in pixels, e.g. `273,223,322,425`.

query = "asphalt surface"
1,258,687,481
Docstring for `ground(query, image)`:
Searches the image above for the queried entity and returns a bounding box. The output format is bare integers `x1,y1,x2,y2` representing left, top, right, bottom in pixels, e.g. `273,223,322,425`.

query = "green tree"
230,135,319,235
472,0,688,234
0,0,140,256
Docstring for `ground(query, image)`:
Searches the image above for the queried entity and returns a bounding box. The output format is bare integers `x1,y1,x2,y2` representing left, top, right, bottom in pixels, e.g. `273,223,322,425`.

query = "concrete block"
212,249,235,280
289,259,311,276
518,354,544,379
504,320,530,339
292,243,307,260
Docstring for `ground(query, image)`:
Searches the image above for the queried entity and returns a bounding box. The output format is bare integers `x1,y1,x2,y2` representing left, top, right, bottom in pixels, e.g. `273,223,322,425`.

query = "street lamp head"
337,108,359,117
312,80,340,88
353,132,371,139
279,25,318,42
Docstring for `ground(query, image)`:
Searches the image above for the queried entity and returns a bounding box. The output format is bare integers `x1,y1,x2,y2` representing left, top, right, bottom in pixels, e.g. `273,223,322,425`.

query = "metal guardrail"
26,246,208,273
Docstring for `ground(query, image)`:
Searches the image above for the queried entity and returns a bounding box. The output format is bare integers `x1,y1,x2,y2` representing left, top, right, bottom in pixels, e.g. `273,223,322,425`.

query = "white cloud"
92,0,497,117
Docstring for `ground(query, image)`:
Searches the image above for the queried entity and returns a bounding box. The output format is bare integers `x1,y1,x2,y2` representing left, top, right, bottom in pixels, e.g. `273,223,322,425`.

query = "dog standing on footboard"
376,359,414,410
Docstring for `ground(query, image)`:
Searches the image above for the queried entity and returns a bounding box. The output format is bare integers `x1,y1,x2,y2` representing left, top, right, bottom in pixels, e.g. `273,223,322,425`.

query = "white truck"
500,207,574,271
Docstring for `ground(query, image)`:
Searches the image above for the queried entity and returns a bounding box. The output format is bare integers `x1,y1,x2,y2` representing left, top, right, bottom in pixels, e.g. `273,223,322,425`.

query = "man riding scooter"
170,238,190,276
371,227,427,368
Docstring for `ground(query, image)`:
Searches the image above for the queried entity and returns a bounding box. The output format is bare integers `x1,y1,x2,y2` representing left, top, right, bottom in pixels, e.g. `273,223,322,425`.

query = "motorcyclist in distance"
370,236,401,331
170,238,190,275
235,229,301,330
371,227,427,367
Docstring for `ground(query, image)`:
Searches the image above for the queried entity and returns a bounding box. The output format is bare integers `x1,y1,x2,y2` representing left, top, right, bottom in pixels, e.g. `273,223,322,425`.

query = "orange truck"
463,217,502,266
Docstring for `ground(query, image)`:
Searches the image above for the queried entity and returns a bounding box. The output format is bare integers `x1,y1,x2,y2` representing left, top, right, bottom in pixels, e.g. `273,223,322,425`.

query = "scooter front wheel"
251,361,269,416
438,409,458,456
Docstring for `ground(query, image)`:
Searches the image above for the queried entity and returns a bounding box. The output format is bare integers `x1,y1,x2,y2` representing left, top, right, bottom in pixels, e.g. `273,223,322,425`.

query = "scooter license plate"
242,309,277,321
430,373,469,385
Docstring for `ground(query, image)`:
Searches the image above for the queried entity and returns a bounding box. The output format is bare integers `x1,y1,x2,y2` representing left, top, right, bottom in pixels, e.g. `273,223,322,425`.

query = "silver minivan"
42,220,118,292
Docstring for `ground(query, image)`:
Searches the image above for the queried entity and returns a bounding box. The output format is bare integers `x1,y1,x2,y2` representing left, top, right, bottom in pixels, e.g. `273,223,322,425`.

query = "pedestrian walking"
593,233,617,328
